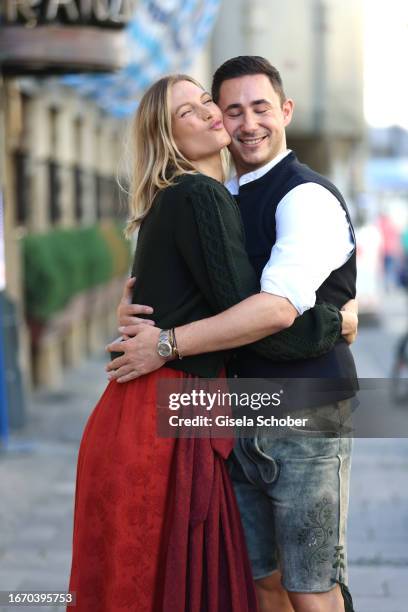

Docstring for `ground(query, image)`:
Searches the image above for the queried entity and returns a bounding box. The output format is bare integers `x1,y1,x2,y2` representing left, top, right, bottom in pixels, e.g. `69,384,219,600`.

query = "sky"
364,0,408,128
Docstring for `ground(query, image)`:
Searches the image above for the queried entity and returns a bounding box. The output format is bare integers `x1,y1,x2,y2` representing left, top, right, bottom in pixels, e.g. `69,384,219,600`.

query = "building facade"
3,77,130,394
0,1,217,430
210,0,365,198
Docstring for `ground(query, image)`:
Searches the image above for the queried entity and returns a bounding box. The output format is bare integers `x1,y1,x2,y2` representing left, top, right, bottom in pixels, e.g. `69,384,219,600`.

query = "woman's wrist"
171,328,183,360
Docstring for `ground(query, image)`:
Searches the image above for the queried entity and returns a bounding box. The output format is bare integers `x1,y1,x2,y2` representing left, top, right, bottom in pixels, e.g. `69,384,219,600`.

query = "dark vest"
233,152,358,398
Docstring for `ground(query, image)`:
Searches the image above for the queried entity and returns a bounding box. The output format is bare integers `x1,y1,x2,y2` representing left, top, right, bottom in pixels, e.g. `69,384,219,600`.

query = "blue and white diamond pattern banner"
63,0,221,117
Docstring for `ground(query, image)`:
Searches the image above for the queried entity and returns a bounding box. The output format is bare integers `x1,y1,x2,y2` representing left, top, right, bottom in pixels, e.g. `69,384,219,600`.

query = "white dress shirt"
226,151,355,315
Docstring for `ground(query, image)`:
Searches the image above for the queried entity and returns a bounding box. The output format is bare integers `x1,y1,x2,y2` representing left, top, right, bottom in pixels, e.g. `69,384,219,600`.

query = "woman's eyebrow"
175,92,212,114
174,102,192,114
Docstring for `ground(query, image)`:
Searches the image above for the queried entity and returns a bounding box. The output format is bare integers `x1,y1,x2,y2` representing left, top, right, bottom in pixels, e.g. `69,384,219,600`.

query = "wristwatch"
157,329,183,360
157,329,174,359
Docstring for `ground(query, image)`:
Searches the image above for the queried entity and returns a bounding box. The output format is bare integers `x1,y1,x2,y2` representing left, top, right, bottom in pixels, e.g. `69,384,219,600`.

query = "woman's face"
171,80,231,161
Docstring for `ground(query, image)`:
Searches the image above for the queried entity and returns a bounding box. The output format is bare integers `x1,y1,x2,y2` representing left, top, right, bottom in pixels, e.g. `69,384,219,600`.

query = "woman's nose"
201,105,213,120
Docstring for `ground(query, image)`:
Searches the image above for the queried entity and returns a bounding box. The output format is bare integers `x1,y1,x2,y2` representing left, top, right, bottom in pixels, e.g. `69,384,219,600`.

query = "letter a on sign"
46,0,80,21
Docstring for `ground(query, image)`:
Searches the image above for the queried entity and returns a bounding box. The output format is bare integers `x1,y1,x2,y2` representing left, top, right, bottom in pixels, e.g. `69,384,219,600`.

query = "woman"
67,75,356,612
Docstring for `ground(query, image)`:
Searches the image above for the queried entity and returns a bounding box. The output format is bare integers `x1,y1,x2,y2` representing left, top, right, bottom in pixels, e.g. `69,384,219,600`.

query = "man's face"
217,74,294,177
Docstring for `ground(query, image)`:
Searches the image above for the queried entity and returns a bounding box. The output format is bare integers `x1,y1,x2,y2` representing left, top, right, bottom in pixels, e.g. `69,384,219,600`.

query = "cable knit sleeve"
174,177,342,361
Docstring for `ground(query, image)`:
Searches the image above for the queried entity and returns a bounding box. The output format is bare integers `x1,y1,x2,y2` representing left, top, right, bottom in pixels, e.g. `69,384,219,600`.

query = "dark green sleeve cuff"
249,303,343,361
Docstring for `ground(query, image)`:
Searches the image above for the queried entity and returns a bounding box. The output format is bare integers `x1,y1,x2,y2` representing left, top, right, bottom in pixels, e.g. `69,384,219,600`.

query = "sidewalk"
0,349,408,611
346,291,408,610
347,438,408,612
0,353,108,612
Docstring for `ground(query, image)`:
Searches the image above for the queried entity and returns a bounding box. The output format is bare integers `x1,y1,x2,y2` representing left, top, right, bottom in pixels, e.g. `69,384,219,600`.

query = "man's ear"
282,98,294,127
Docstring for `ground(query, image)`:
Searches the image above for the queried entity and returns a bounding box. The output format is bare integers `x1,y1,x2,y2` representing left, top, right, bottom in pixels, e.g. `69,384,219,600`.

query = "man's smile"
237,135,269,147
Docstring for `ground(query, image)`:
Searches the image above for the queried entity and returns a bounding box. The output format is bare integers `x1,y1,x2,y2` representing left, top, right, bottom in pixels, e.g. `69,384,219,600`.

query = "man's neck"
225,150,291,195
235,147,287,179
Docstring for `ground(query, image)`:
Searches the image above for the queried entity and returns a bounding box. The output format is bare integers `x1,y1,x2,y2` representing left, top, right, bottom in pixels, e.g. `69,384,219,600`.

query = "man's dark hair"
212,55,286,105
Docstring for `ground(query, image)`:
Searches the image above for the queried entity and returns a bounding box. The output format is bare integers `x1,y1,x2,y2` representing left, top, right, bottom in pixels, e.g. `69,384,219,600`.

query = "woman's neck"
193,154,223,183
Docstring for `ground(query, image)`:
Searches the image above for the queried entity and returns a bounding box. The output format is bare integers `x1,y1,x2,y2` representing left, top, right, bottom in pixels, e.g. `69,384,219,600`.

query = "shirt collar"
225,149,291,195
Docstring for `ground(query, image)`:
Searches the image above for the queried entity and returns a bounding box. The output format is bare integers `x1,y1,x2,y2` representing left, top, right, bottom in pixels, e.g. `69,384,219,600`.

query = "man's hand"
106,325,163,383
117,277,155,338
340,298,358,345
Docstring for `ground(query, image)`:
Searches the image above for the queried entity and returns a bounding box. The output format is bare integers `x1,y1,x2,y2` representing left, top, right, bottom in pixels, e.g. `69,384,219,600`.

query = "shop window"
48,160,61,224
48,108,61,224
73,165,83,221
14,151,30,225
95,173,102,219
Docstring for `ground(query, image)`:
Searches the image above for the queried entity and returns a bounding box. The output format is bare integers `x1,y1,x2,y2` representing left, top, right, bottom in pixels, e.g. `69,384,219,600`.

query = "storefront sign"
1,0,138,27
0,1,138,74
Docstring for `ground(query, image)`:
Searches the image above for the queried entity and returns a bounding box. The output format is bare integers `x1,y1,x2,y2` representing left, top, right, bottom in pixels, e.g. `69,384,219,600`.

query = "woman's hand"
117,277,155,338
340,298,358,345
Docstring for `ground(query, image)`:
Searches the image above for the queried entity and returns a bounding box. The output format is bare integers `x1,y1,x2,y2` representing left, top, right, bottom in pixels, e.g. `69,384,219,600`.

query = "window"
14,151,30,225
48,107,61,224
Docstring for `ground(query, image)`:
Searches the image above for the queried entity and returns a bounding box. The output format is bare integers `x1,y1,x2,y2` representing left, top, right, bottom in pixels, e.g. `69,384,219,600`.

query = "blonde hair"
125,74,221,237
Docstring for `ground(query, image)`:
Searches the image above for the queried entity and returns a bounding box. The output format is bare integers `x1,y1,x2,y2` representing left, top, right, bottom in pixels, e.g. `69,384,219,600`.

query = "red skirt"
68,368,258,611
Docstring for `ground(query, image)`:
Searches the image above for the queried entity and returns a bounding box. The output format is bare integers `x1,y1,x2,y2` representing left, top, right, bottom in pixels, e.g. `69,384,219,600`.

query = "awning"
63,0,221,117
365,158,408,191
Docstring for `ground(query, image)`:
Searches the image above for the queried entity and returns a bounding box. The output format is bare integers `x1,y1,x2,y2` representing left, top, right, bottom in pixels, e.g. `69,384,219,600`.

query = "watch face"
158,343,172,358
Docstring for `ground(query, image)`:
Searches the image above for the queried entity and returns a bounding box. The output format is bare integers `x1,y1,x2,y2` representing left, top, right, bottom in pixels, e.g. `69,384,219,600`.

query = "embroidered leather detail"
297,497,335,577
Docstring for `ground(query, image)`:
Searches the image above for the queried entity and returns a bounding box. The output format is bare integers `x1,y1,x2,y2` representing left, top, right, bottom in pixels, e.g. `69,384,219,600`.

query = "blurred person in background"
398,224,408,290
68,74,356,612
378,212,401,290
111,57,357,612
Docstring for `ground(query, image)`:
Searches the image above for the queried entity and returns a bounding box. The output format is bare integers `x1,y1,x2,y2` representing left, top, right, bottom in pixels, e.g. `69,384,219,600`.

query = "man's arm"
175,292,296,355
106,292,295,382
260,183,355,314
107,291,357,383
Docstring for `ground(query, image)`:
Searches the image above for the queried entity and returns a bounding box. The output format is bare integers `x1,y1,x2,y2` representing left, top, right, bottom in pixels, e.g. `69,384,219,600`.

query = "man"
107,56,357,612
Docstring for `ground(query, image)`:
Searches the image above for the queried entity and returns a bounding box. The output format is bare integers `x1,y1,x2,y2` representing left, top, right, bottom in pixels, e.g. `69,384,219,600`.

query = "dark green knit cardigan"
131,173,342,378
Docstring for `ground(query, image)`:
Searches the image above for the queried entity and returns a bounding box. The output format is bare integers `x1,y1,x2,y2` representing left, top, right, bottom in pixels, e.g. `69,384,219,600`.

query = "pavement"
0,353,108,612
346,290,408,611
0,292,408,611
